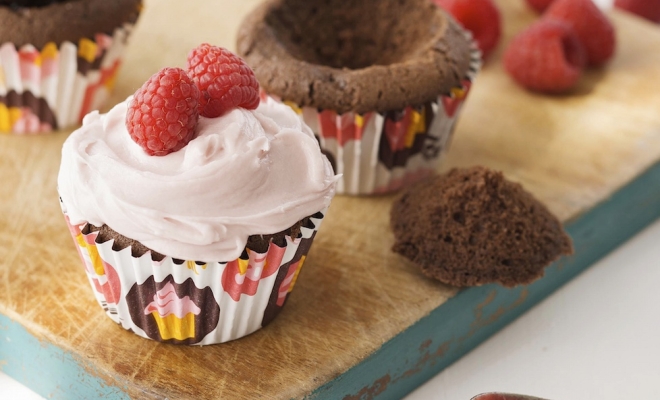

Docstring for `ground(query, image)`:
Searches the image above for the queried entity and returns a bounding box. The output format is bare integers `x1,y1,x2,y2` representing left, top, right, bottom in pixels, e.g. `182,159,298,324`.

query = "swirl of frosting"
58,96,338,261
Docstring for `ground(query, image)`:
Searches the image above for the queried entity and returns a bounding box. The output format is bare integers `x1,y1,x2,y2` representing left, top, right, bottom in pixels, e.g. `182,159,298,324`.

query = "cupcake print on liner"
65,208,326,345
0,0,141,134
0,25,134,134
58,45,337,344
238,0,482,195
130,277,219,344
276,76,477,195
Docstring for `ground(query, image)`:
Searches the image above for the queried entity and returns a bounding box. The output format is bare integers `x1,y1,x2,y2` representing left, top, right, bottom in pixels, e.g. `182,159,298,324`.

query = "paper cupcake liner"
268,35,481,195
62,210,326,345
0,23,135,135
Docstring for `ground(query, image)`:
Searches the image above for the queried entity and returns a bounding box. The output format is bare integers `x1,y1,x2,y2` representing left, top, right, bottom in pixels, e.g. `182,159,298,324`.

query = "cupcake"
237,0,481,195
58,45,337,345
0,0,142,134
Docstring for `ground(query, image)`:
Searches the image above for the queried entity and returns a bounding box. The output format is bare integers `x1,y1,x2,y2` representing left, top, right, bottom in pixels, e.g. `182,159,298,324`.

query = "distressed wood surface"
1,1,660,399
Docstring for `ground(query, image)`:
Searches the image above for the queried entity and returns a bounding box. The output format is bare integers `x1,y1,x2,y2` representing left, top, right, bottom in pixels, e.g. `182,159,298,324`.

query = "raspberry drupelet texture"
504,19,586,93
615,0,660,23
187,43,260,118
544,0,616,67
126,67,200,156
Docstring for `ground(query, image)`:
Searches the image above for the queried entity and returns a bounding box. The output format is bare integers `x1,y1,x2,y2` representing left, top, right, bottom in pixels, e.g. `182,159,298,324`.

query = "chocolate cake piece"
390,166,573,287
237,0,473,114
0,0,142,49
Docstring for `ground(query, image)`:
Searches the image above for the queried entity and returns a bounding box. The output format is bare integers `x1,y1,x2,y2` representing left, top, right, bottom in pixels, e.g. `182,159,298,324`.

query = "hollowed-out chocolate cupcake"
237,0,481,195
0,0,142,134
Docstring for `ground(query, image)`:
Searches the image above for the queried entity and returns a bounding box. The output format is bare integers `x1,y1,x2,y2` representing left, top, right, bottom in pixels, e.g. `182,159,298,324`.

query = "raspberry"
615,0,660,23
544,0,616,67
187,44,260,118
525,0,555,13
126,67,200,156
504,19,586,93
433,0,501,60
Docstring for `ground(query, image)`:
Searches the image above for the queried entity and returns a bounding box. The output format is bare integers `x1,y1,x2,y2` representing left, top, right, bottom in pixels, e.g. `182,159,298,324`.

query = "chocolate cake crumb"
390,167,573,287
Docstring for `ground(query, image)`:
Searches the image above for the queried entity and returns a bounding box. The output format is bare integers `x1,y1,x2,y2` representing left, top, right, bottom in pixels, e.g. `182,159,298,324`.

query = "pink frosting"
143,282,201,318
58,96,338,261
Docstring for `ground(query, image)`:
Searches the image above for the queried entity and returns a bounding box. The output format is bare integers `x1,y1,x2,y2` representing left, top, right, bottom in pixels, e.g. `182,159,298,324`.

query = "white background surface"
405,217,660,400
3,217,660,400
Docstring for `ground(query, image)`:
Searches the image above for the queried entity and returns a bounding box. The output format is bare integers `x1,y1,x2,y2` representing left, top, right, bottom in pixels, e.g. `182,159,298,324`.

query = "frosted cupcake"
58,45,337,345
237,0,480,194
0,0,142,134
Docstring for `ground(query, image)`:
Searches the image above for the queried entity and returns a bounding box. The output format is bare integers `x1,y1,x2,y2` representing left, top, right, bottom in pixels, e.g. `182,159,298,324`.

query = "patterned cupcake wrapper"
62,209,326,345
269,34,481,195
0,23,135,134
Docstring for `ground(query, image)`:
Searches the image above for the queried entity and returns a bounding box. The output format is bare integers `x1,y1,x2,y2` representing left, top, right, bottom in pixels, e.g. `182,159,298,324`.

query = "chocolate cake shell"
237,0,475,114
237,0,481,194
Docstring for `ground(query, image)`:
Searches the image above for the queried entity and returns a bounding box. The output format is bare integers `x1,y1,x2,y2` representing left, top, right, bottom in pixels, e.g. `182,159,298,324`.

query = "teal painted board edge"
309,161,660,400
1,162,660,400
0,315,130,400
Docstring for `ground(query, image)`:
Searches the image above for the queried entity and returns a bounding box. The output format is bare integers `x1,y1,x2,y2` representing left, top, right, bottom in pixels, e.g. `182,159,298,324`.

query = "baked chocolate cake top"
0,0,142,49
83,214,320,263
237,0,474,114
390,167,573,287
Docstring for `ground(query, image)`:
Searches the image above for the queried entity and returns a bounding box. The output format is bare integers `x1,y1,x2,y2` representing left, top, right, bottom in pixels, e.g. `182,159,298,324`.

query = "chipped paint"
418,339,432,352
465,288,529,339
342,374,391,400
400,341,451,379
0,315,131,400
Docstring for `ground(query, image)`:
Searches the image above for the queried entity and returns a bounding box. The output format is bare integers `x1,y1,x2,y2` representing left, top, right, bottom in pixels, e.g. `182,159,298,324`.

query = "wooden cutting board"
1,1,660,399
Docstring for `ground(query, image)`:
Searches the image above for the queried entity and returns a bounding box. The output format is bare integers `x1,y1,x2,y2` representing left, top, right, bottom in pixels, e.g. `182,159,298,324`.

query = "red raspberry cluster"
187,43,260,119
126,44,260,156
530,0,660,23
432,0,624,94
126,67,200,156
505,0,616,93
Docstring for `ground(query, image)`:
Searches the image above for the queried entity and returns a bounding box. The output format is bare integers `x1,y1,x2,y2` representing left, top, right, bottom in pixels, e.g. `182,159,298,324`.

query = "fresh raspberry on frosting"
186,43,260,118
126,67,200,156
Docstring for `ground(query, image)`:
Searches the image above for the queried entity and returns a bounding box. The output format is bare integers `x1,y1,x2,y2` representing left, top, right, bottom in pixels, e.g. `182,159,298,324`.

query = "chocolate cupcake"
58,50,338,344
237,0,481,194
0,0,142,134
